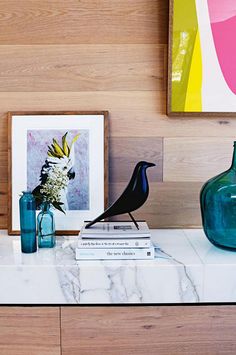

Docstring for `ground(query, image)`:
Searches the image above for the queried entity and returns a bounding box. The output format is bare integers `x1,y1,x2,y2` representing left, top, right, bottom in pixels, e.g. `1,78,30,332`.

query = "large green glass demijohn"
200,142,236,250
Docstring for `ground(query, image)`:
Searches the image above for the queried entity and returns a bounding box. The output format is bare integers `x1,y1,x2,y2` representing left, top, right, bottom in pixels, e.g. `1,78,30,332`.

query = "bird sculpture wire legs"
128,212,139,230
85,161,156,229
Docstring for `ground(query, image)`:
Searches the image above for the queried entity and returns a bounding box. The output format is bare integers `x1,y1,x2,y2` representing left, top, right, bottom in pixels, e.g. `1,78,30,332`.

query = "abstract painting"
168,0,236,115
8,111,108,235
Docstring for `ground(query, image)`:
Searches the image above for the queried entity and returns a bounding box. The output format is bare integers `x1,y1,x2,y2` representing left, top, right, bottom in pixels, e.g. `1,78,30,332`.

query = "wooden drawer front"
0,307,60,355
61,306,236,355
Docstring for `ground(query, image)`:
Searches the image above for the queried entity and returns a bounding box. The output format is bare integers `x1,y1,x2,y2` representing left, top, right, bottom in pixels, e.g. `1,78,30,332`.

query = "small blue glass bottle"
19,191,37,253
37,202,55,248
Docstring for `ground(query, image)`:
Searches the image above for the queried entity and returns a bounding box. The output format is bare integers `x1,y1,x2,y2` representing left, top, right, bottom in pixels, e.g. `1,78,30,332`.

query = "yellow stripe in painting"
184,30,202,111
171,0,198,112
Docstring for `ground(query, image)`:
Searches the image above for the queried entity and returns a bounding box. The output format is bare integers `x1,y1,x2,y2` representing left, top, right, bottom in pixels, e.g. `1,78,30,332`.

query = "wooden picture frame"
8,111,109,235
168,0,236,116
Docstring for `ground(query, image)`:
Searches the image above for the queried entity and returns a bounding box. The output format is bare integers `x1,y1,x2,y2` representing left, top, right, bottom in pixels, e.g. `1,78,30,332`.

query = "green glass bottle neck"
231,143,236,169
41,202,50,212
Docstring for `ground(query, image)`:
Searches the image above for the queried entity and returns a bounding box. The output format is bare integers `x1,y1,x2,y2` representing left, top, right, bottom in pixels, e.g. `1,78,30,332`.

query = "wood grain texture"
0,0,168,44
0,217,6,229
61,306,236,355
0,2,236,353
0,151,7,181
1,92,236,137
164,138,234,182
0,182,7,229
0,45,164,92
0,0,235,229
110,182,202,228
0,179,203,229
0,307,60,355
109,137,163,182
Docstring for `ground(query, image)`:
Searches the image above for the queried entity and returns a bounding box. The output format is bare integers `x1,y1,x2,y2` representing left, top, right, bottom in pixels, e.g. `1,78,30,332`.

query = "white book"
80,221,150,239
77,237,151,249
75,246,155,260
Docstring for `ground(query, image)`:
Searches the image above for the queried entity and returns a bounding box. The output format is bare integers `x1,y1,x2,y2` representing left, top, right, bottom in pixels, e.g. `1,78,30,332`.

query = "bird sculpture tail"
85,214,106,229
85,211,139,230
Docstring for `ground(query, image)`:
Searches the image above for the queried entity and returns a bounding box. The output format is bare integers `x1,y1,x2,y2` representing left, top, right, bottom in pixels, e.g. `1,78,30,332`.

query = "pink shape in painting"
208,0,236,95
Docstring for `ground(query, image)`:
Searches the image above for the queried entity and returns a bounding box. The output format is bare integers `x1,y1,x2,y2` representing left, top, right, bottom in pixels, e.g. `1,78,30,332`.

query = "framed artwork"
8,111,108,235
168,0,236,116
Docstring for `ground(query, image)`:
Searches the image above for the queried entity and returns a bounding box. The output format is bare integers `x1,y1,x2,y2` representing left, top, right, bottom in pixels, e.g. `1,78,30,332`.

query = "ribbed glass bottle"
37,202,55,248
200,142,236,250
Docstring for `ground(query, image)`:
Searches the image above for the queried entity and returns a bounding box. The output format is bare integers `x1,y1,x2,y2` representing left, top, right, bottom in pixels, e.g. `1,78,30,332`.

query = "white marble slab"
0,231,66,304
184,229,236,302
4,228,236,304
55,229,203,304
0,229,204,304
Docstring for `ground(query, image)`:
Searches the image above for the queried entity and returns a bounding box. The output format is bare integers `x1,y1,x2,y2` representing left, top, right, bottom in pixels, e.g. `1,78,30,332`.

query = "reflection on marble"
184,229,236,302
0,231,66,304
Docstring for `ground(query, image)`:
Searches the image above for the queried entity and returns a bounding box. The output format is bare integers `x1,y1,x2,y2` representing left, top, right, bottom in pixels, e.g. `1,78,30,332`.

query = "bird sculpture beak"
146,162,156,168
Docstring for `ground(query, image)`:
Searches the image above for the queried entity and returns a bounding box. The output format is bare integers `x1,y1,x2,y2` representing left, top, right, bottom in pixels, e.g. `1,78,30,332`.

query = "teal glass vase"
19,191,37,253
200,142,236,250
37,202,56,248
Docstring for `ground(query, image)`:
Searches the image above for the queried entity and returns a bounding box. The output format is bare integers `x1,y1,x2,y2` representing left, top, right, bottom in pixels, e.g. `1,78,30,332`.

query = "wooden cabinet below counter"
0,306,236,354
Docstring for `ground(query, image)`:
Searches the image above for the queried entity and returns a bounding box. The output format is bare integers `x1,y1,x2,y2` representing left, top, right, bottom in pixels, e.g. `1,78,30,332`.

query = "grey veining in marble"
54,230,202,304
3,228,236,304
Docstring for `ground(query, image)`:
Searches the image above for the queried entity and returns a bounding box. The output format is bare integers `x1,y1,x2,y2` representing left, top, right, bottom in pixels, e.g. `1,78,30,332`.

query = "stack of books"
75,221,154,260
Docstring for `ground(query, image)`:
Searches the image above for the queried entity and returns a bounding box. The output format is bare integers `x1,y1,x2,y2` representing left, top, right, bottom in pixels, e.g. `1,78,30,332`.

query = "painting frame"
8,111,109,235
168,0,236,117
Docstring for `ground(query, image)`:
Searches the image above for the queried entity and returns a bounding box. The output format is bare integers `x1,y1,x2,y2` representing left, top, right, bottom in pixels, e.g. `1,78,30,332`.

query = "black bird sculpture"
85,161,155,229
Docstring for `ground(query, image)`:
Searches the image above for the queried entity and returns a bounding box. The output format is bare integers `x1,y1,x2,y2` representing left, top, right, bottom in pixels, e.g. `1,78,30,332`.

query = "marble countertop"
0,229,235,304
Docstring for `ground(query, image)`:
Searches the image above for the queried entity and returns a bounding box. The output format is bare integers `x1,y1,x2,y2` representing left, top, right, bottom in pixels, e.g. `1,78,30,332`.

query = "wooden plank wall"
1,0,236,229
